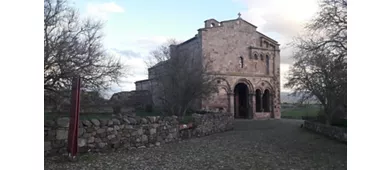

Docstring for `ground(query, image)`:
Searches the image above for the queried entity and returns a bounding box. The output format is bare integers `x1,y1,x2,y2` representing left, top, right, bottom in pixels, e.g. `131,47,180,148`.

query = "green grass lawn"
281,105,321,118
45,110,193,124
45,109,164,121
45,112,113,121
135,110,162,117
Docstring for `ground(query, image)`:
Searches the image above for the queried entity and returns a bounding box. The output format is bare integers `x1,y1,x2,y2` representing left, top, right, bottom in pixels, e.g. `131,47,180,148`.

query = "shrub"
179,116,194,124
144,104,153,112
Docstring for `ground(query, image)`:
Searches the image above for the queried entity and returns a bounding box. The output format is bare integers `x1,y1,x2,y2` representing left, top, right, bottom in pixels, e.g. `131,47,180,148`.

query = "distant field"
281,104,321,118
45,112,113,121
44,109,163,121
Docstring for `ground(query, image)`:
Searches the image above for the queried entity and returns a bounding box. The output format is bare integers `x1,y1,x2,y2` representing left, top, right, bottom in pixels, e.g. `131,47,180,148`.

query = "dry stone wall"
303,120,347,143
44,112,233,156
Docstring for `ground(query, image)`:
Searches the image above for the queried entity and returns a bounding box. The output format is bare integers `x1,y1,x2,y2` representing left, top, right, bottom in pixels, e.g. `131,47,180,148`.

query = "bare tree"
147,40,218,117
284,0,347,125
44,0,127,110
144,39,179,68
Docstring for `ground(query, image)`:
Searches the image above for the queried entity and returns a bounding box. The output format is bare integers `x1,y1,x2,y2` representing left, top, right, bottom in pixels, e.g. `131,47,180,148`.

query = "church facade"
135,15,281,119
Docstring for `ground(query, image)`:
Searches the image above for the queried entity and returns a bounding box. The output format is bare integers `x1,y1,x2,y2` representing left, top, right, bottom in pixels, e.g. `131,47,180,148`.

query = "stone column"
228,93,235,117
252,93,256,119
248,93,254,119
259,91,263,112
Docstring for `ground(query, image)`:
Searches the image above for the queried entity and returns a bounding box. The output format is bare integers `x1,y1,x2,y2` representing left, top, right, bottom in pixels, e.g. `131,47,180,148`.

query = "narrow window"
239,56,244,68
266,55,270,74
260,54,264,61
255,89,262,112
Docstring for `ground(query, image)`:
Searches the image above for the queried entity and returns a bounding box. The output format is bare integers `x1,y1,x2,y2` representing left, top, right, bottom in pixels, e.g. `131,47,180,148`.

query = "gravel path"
45,119,347,170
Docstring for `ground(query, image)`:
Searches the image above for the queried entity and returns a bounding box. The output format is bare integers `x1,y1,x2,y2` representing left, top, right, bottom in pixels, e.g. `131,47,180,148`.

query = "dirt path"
45,119,347,170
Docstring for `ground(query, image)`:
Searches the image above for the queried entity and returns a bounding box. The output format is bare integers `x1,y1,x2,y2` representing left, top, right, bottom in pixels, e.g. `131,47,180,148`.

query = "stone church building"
135,14,281,119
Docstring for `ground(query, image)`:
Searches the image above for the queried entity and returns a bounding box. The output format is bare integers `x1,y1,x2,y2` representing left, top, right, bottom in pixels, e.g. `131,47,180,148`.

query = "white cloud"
101,0,320,95
86,2,124,20
109,49,148,89
280,63,292,92
237,0,319,92
239,0,318,64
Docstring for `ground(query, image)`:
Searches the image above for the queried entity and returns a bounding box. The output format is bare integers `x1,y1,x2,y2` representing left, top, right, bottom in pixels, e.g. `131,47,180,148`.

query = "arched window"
254,53,258,60
239,56,244,68
210,23,215,27
262,89,271,112
266,55,270,74
255,89,262,112
260,54,264,61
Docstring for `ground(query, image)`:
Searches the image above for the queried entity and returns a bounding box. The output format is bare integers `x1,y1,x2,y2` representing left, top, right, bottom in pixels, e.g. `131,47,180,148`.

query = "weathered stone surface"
78,138,87,147
141,135,148,142
82,120,92,127
148,116,157,123
152,124,159,128
137,129,143,135
47,130,56,138
98,142,106,148
90,119,100,126
136,16,282,119
112,118,121,125
108,120,114,126
86,127,94,133
123,118,131,124
131,130,138,136
56,129,68,140
44,141,51,151
303,120,347,143
107,127,114,132
45,112,233,156
97,128,106,134
78,128,85,137
141,118,148,124
149,128,156,135
108,134,116,140
56,117,69,128
100,119,108,126
45,120,56,127
128,118,137,125
87,137,95,143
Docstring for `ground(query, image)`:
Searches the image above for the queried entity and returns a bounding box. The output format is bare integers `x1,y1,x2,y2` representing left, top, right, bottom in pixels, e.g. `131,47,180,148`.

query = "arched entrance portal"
234,83,249,119
262,89,273,117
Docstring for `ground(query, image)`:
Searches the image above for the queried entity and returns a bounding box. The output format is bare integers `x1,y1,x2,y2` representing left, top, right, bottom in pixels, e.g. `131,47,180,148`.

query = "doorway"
234,83,249,118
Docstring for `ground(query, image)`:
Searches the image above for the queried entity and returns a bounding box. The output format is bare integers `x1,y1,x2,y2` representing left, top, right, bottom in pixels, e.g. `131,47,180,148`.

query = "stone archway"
262,89,273,117
234,83,250,119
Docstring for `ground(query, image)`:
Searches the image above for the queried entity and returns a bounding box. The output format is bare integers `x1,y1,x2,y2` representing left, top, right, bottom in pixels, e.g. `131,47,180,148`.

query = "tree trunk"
324,107,333,125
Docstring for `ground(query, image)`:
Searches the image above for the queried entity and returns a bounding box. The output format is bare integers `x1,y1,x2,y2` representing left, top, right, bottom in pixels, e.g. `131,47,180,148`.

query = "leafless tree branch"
284,0,347,124
44,0,127,111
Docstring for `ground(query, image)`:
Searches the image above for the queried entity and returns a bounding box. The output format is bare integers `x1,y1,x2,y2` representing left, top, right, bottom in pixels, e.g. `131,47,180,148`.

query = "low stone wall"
44,112,233,156
303,120,347,143
254,112,271,119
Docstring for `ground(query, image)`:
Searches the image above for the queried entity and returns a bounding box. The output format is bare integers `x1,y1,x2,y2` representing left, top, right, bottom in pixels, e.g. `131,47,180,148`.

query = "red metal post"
67,76,81,158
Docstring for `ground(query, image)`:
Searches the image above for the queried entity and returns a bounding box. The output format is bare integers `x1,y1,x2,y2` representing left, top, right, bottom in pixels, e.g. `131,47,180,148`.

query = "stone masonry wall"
303,120,347,143
198,17,281,119
44,112,233,156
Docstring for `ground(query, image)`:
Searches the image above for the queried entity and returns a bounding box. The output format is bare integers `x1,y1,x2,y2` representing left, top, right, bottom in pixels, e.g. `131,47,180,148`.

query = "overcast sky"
72,0,319,97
